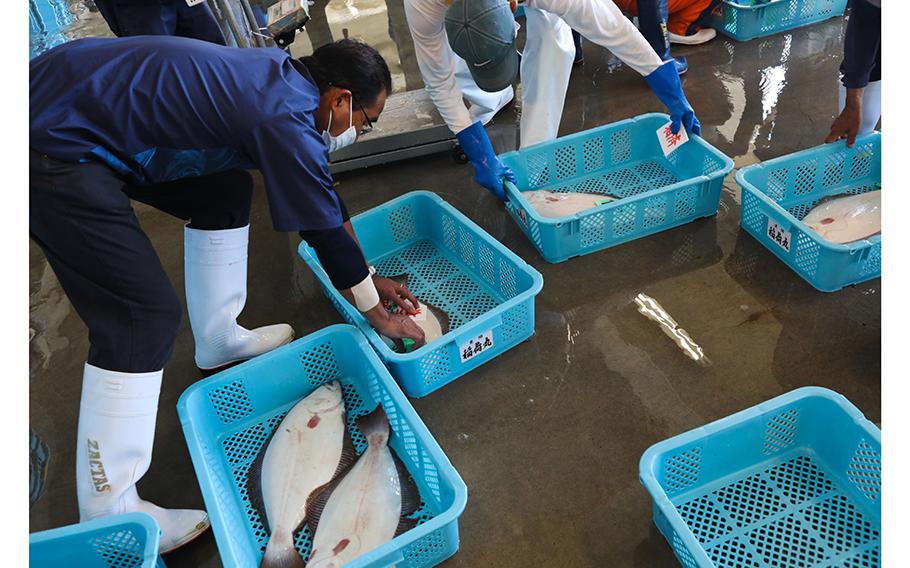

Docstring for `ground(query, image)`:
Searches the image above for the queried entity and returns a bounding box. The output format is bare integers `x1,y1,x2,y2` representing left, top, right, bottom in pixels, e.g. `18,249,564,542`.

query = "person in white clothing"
404,0,701,198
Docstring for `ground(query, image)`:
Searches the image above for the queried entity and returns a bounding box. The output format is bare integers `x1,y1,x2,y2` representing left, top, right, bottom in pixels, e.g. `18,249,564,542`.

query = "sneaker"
669,27,717,45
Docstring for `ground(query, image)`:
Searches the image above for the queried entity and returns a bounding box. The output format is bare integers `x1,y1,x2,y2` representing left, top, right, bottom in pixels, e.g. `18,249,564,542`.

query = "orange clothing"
613,0,714,35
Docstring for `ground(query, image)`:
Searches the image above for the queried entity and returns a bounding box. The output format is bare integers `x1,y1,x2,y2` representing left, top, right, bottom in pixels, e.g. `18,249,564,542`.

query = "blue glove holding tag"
456,121,516,201
645,60,701,136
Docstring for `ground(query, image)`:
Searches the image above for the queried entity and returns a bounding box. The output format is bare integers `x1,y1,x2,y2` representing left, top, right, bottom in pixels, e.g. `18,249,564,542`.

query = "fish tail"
260,534,305,568
356,404,390,446
387,273,409,286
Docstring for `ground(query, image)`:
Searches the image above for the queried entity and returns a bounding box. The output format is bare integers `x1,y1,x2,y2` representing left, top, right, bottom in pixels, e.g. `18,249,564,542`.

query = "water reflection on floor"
28,0,111,59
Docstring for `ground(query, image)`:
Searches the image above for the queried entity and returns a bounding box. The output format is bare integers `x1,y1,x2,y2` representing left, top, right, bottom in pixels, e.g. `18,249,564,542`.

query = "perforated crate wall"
502,114,733,263
299,192,543,397
710,0,847,41
736,134,881,292
179,326,467,568
641,388,882,568
29,513,165,568
88,526,160,568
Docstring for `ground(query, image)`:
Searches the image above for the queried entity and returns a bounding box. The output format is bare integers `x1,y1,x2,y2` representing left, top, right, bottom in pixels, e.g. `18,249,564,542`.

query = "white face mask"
322,97,358,153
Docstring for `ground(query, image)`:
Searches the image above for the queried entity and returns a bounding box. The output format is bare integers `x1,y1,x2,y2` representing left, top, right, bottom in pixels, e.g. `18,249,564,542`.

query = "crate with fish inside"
299,191,544,398
177,325,467,568
736,132,881,292
500,113,734,263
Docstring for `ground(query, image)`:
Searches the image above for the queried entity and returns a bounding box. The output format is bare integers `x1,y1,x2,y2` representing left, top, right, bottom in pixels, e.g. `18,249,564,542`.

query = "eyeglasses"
357,101,373,135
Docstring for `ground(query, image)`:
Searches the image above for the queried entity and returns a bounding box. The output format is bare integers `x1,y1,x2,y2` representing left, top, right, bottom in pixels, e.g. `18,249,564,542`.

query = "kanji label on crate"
459,330,494,363
766,219,791,252
185,0,206,5
657,121,689,157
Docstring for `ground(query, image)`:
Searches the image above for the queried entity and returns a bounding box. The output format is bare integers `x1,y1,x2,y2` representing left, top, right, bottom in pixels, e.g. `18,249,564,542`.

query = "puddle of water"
29,0,111,59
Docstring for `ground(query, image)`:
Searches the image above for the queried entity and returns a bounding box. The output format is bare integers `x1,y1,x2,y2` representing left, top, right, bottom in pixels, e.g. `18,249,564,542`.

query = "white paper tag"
410,302,428,322
766,219,792,252
185,0,206,6
459,330,494,363
657,121,689,157
268,0,300,23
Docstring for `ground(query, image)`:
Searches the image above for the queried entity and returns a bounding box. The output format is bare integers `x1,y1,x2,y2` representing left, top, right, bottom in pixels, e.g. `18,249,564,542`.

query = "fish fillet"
249,381,354,568
523,189,617,219
305,406,421,568
802,190,881,244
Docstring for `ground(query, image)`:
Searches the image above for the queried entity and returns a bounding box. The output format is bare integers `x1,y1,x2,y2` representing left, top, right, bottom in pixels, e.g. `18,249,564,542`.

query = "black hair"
299,39,393,107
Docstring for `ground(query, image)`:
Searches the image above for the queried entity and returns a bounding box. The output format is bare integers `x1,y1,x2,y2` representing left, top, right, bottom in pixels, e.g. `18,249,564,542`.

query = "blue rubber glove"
456,121,517,201
644,60,701,136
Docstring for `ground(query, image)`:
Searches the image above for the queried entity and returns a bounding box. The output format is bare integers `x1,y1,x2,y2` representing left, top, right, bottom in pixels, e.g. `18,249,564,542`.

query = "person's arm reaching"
532,0,700,135
244,114,424,344
403,0,516,199
299,226,425,344
333,193,422,313
826,0,880,147
530,0,661,76
403,0,474,134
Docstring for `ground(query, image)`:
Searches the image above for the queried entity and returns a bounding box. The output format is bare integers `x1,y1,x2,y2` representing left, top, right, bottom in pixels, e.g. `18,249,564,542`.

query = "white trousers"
455,56,515,126
519,7,576,148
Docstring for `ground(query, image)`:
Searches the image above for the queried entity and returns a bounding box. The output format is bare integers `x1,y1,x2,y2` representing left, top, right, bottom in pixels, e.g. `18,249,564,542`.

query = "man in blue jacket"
30,36,424,552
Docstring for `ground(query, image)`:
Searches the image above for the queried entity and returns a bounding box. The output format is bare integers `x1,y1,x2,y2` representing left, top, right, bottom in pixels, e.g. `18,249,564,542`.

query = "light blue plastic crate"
298,191,544,398
709,0,847,41
29,513,166,568
640,387,881,568
736,133,881,292
500,113,733,263
177,325,467,568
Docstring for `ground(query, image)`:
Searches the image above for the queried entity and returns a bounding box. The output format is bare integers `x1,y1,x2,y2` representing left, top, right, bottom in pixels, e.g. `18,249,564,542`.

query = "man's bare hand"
825,88,863,148
373,276,420,315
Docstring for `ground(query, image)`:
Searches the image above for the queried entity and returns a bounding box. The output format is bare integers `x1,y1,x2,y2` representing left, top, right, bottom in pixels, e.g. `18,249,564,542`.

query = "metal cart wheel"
452,146,469,165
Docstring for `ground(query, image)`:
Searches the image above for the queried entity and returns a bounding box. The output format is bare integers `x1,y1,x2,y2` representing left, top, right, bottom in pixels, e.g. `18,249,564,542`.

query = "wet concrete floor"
29,14,880,568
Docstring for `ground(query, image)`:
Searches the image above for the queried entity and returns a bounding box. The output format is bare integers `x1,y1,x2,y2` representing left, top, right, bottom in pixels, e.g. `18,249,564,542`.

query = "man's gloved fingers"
670,116,682,135
503,166,517,185
686,114,701,136
494,179,508,201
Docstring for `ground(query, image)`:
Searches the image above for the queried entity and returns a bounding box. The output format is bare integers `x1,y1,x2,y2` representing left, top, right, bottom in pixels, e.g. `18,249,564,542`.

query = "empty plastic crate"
298,191,544,397
709,0,847,41
500,113,733,263
736,133,880,292
640,387,881,568
177,324,468,568
29,513,165,568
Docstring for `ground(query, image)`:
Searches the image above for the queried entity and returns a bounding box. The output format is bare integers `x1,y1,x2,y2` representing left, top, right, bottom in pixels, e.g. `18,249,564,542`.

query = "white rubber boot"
76,363,210,554
184,225,294,370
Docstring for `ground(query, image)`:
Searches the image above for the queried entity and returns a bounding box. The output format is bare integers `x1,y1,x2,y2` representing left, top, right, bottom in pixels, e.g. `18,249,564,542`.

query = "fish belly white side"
262,392,346,546
412,303,444,344
803,190,881,244
524,190,614,219
306,446,401,567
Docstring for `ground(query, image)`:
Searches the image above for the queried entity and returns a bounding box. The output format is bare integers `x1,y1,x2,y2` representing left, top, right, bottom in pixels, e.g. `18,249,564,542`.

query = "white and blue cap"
444,0,519,93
